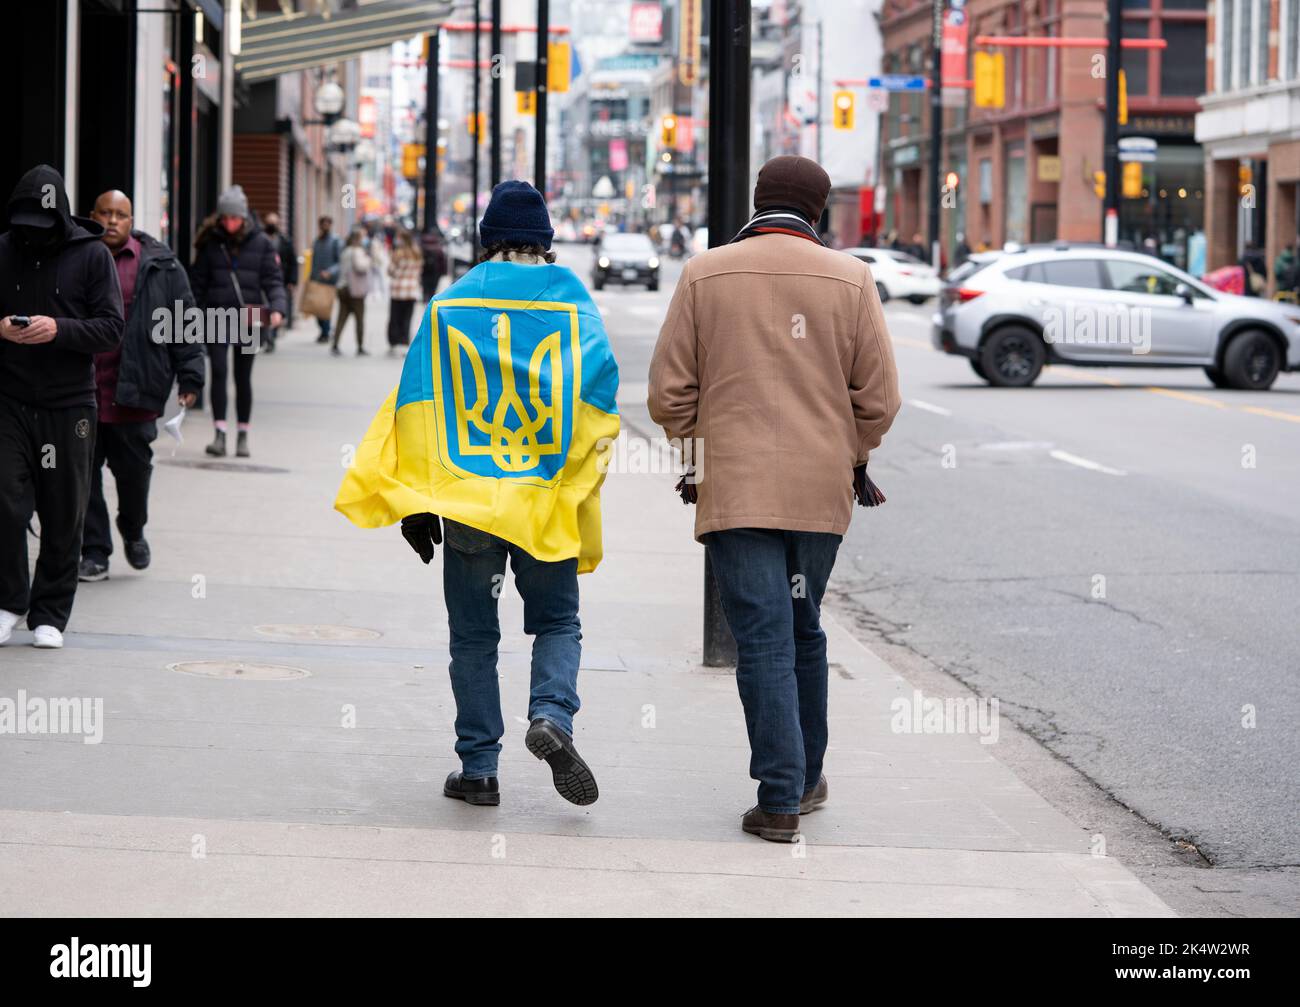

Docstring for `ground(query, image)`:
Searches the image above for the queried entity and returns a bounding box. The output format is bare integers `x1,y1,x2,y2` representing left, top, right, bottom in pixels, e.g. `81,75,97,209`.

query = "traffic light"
1093,170,1106,199
832,90,855,130
661,114,678,149
548,42,570,93
1118,69,1128,126
1122,161,1143,199
973,51,1005,109
401,143,425,180
517,91,536,115
467,111,486,143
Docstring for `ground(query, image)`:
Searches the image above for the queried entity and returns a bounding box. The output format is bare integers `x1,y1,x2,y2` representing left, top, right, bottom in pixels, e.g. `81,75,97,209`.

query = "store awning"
235,0,453,82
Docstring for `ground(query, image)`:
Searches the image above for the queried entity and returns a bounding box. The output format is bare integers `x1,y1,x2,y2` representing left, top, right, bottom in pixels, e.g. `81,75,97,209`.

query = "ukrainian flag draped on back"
335,260,620,573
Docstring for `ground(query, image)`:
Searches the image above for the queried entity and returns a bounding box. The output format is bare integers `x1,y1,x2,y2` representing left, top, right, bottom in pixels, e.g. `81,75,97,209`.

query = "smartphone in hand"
9,316,31,328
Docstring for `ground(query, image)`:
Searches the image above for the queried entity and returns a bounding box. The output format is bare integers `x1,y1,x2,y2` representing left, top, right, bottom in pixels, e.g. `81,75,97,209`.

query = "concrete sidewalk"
0,316,1174,916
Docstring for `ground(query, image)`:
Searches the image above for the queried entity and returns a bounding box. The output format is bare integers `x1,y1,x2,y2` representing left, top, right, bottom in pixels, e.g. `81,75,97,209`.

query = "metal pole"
815,20,823,165
929,0,942,269
423,29,440,232
472,0,481,256
490,0,502,190
703,0,750,668
535,0,548,194
1103,0,1121,247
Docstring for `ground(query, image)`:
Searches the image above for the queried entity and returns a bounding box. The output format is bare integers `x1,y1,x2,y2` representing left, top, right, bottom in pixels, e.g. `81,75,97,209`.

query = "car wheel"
907,295,928,305
1203,365,1231,389
875,281,890,304
980,325,1045,387
647,281,659,292
1222,330,1281,390
593,279,604,291
970,357,989,382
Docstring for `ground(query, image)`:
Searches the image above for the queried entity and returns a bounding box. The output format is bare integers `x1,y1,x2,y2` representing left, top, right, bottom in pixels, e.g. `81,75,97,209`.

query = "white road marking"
1049,449,1126,477
908,399,952,416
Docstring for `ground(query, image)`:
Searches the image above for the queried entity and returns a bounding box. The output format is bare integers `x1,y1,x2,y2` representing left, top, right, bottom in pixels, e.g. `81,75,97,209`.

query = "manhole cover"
168,660,310,680
254,624,382,641
158,459,289,474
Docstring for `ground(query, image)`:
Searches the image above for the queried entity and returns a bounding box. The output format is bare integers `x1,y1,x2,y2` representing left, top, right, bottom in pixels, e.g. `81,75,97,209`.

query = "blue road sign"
868,74,928,91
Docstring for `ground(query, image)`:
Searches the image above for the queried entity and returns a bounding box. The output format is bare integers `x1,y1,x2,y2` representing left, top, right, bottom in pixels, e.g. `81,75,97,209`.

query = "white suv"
932,245,1300,389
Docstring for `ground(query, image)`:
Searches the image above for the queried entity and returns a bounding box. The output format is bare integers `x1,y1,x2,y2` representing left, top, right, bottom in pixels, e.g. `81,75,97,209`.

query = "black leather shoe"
442,771,499,806
799,775,828,815
742,806,801,843
525,718,598,806
122,537,151,571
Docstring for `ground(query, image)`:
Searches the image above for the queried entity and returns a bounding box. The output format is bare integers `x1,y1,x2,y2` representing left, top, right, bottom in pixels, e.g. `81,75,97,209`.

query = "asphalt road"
565,239,1300,880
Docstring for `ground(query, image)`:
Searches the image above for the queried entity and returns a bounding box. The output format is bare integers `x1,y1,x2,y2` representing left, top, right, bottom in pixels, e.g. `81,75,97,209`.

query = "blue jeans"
703,528,841,815
441,519,582,779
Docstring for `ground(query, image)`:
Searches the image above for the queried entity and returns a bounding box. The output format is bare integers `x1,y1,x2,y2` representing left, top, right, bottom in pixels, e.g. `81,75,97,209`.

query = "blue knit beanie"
479,180,553,249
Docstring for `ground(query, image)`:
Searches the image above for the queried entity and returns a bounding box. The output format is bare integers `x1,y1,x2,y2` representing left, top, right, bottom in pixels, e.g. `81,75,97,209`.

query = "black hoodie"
0,164,125,408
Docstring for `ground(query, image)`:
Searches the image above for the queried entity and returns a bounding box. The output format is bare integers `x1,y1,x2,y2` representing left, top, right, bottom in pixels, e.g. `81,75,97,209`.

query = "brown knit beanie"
753,155,831,222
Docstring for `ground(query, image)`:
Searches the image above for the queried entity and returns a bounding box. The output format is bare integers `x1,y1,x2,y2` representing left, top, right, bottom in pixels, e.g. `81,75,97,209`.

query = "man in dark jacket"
419,226,448,301
78,189,204,583
262,211,296,351
0,165,124,648
309,216,343,344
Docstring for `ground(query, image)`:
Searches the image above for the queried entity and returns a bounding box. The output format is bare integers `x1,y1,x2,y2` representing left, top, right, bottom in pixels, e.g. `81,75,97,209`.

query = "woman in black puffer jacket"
189,185,287,458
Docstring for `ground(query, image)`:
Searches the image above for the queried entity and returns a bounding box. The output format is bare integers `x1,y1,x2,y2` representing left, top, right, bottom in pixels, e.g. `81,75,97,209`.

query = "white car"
844,247,941,304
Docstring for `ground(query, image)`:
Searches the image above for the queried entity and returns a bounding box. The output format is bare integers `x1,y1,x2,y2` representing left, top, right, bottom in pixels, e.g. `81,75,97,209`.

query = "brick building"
1195,0,1300,293
879,0,1208,269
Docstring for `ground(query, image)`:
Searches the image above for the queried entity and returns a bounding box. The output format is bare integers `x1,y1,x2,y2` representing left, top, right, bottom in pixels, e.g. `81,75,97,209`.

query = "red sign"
629,2,663,43
941,8,968,85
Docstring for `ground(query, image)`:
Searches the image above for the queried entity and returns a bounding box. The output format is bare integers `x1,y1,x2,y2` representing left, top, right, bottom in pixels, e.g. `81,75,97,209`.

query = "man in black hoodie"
0,165,124,648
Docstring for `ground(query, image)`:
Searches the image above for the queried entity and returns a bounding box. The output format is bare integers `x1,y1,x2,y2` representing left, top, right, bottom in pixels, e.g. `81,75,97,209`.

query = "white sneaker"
32,625,64,649
0,609,20,644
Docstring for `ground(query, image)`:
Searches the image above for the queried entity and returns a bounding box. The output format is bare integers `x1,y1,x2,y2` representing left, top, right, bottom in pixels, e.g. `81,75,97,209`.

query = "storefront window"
1161,23,1206,96
1117,144,1205,271
1004,142,1027,244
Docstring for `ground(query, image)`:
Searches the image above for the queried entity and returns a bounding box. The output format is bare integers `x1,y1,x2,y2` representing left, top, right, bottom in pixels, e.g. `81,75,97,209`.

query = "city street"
0,242,1292,917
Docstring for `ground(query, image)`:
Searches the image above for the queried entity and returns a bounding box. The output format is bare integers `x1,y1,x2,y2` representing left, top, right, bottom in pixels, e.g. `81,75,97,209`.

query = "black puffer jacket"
0,164,125,408
189,215,288,317
114,229,206,414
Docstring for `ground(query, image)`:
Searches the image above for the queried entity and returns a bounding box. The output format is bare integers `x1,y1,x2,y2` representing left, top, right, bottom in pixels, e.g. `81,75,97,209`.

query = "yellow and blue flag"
334,260,620,573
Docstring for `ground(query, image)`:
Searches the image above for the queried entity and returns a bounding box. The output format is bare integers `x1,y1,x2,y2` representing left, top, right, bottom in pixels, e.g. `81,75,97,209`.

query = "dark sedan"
591,232,660,291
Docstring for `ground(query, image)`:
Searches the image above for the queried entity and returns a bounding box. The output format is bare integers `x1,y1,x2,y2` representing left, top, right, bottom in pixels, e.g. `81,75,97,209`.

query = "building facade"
1196,0,1300,292
880,0,1208,268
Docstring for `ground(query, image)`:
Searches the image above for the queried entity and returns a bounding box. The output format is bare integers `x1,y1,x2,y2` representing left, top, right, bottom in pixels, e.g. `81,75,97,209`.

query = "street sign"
1118,136,1157,163
868,74,927,91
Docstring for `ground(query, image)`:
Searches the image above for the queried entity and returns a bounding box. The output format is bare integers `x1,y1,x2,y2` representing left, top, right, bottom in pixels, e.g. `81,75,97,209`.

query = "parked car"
932,244,1300,389
592,232,660,291
845,247,942,304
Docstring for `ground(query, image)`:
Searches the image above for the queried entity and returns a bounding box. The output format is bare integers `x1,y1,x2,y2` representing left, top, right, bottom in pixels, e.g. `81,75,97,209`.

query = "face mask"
14,224,62,252
222,217,243,235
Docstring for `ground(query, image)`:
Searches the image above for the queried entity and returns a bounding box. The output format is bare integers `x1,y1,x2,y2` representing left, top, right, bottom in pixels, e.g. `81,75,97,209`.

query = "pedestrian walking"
190,185,287,458
648,155,901,842
0,165,125,648
262,211,296,352
386,228,423,355
419,226,448,301
335,180,620,808
77,190,205,583
331,229,371,357
308,216,343,344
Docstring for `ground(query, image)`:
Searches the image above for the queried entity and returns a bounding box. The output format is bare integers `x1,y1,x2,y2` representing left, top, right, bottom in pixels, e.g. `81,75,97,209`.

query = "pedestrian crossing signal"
468,111,486,143
833,91,855,130
517,91,536,115
1122,161,1143,199
1093,170,1106,199
973,51,1005,109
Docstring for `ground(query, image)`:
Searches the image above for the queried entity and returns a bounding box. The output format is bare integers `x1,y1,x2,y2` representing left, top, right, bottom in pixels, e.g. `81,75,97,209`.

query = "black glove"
400,513,442,563
675,472,698,505
853,465,886,507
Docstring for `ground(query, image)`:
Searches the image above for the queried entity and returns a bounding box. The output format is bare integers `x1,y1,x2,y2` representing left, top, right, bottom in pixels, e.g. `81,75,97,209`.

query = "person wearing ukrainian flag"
335,181,619,808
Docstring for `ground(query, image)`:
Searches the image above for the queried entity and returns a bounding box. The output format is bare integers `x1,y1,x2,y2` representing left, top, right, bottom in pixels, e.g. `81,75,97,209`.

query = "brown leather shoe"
742,806,801,843
799,775,828,815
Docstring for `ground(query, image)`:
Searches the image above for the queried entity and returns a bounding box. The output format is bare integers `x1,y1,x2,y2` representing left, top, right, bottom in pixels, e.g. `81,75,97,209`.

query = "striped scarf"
730,208,826,246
